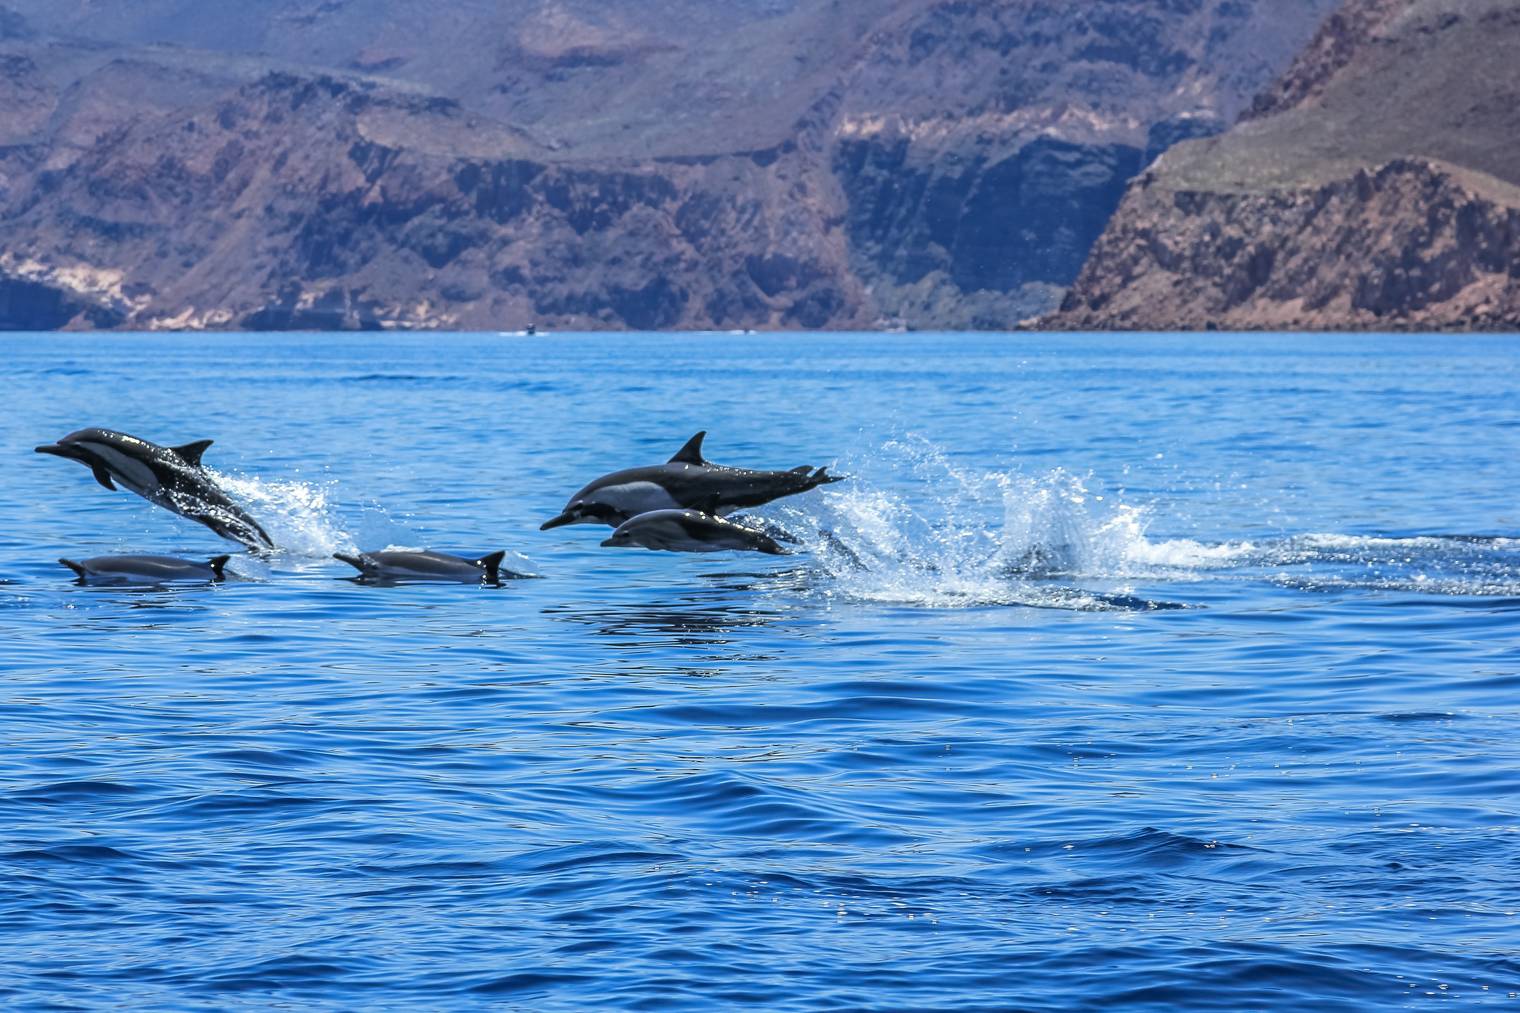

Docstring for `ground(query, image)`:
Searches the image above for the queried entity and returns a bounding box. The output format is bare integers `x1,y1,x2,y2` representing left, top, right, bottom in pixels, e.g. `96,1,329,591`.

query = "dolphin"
333,549,521,585
60,554,231,585
601,509,789,555
35,428,274,551
541,431,842,530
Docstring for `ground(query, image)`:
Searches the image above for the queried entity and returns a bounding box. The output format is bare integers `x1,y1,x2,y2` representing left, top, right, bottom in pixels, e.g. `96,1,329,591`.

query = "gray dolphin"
60,554,231,585
601,510,789,555
35,428,274,551
333,549,521,585
541,432,842,530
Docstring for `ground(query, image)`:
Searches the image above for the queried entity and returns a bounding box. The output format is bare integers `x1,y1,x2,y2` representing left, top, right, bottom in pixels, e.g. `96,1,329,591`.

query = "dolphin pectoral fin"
171,439,214,466
540,511,576,530
474,550,507,584
59,558,87,578
91,465,117,491
693,493,722,516
668,431,708,466
207,555,231,580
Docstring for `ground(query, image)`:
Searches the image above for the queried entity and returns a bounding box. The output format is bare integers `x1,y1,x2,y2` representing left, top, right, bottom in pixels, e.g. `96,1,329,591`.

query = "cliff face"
1057,0,1520,331
0,0,1336,331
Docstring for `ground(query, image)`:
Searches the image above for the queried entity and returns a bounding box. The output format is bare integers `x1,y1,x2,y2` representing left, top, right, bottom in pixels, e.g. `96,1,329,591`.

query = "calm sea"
2,332,1518,1010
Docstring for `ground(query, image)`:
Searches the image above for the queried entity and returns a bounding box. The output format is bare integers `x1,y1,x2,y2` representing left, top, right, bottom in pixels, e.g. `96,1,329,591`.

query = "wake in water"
208,470,357,561
210,440,1518,607
755,437,1520,609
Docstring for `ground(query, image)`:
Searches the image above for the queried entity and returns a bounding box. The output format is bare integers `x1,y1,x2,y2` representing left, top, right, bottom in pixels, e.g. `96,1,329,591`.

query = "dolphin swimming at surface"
35,428,274,551
333,549,521,585
59,554,232,585
600,509,790,555
541,431,842,530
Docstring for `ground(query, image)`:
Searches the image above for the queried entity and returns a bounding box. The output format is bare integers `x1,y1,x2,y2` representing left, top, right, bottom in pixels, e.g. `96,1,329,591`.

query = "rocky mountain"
0,0,1337,331
1055,0,1520,331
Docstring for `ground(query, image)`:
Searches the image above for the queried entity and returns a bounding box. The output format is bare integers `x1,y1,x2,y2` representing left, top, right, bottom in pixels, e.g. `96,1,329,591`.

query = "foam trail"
208,470,356,559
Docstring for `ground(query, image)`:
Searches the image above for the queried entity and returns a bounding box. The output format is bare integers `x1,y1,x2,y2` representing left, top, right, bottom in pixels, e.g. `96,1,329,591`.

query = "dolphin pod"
36,427,843,584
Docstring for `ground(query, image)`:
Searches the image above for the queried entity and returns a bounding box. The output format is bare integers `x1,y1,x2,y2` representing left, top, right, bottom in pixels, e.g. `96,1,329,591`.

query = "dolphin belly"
84,442,160,498
593,481,683,517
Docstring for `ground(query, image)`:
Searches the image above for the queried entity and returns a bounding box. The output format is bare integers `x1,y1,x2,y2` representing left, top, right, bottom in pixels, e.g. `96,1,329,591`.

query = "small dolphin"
542,431,842,530
333,549,521,585
601,510,789,555
35,428,274,551
60,554,231,585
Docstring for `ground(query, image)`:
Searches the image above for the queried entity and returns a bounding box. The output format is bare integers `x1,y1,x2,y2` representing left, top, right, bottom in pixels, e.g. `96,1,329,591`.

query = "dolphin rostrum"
35,428,274,551
333,549,521,585
600,509,789,555
60,554,232,585
541,431,841,530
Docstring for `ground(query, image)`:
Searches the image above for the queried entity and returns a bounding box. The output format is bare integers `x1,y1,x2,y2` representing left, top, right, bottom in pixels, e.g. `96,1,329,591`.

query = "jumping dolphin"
600,510,789,555
35,428,274,551
60,554,232,585
333,549,521,585
541,432,841,530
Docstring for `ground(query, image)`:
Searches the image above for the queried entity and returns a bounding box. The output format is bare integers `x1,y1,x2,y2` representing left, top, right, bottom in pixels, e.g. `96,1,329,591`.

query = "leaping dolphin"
601,509,789,555
541,432,841,530
60,554,232,585
35,428,274,551
333,549,522,585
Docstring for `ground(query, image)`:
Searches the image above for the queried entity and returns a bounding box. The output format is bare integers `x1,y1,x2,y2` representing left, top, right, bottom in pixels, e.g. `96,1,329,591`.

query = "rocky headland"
0,0,1337,331
1055,0,1520,331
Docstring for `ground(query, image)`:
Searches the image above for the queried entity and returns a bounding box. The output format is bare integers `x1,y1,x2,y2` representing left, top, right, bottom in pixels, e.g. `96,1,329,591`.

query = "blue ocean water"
2,331,1518,1010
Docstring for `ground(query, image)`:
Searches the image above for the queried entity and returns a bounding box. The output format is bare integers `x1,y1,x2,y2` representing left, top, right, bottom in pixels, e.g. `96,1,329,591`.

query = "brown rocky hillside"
1054,0,1520,331
0,0,1337,331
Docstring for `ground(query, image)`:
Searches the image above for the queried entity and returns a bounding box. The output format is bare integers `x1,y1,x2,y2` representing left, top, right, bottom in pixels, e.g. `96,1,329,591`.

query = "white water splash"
763,437,1214,609
761,438,1519,607
208,470,356,559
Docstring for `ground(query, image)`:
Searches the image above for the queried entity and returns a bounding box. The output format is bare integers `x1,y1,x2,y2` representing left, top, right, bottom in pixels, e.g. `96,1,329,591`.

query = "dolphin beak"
34,443,73,458
540,511,577,531
600,537,618,548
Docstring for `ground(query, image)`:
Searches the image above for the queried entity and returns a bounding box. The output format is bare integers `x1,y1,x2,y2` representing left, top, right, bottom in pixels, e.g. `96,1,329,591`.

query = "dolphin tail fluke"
59,558,87,578
246,518,275,552
475,550,507,584
811,467,845,487
333,553,367,573
208,555,231,580
669,431,708,466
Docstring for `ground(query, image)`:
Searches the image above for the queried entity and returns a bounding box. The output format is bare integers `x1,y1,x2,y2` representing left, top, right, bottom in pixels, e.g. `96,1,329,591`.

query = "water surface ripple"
2,332,1519,1010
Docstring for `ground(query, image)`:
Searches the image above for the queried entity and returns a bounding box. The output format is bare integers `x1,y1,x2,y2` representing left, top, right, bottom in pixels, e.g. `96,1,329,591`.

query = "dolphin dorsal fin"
208,555,231,579
171,439,214,466
59,558,87,578
475,549,507,584
669,431,707,466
